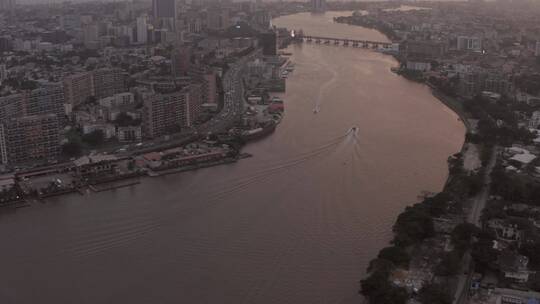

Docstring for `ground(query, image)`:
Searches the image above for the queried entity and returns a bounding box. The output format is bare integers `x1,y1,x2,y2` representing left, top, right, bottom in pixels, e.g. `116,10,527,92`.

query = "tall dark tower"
152,0,176,19
259,31,277,56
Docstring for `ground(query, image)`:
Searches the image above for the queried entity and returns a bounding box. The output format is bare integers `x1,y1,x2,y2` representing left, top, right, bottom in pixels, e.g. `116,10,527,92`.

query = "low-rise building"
117,126,142,142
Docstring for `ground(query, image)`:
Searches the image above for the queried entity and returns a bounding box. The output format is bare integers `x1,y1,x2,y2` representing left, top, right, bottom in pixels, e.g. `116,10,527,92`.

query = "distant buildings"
311,0,326,12
152,0,176,30
207,7,230,30
457,36,482,52
406,40,446,58
152,0,176,20
0,0,15,17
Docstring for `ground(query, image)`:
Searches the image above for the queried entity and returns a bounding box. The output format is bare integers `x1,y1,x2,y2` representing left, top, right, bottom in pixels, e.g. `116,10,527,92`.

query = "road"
120,51,261,157
453,146,499,304
468,147,498,226
199,50,261,135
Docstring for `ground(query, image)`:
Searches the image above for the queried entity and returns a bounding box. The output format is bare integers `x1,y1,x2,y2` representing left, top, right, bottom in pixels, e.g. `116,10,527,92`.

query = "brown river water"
0,12,464,304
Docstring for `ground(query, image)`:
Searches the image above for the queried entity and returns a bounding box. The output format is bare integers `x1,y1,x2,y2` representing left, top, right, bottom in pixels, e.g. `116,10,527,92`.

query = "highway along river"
0,12,465,304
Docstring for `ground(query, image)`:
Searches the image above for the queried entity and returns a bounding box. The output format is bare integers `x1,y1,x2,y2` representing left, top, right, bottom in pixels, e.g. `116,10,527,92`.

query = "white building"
530,111,540,129
117,126,142,142
406,61,431,72
82,123,116,139
457,36,482,52
98,92,135,108
136,16,148,44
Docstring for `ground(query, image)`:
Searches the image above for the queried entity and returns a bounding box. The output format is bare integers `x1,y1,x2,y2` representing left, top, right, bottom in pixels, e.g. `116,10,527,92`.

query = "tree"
393,204,435,247
529,273,540,292
451,223,480,251
360,269,409,304
61,141,82,157
471,231,499,272
82,130,105,146
435,250,462,276
378,246,410,268
115,112,140,127
418,283,453,304
519,241,540,271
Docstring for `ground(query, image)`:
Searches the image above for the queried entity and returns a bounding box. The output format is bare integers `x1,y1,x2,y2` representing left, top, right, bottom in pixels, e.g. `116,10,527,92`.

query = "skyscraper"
136,15,148,44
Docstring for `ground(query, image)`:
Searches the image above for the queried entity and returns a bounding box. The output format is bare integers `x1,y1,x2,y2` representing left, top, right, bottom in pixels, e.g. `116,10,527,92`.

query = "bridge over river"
297,34,396,50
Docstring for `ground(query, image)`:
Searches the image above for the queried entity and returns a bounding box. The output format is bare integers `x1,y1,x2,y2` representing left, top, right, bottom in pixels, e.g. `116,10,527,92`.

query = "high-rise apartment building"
187,83,202,124
142,84,202,138
0,94,23,122
0,124,7,165
63,72,94,107
1,114,60,164
22,84,65,122
171,46,192,77
190,65,217,104
92,68,126,99
143,89,189,138
0,64,7,85
63,69,126,106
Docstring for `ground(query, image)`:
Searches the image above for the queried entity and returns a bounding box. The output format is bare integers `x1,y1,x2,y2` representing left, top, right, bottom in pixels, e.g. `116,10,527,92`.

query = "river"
0,12,464,304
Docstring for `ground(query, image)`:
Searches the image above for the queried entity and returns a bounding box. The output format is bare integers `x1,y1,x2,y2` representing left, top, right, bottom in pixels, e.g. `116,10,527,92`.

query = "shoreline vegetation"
332,10,540,304
331,12,491,304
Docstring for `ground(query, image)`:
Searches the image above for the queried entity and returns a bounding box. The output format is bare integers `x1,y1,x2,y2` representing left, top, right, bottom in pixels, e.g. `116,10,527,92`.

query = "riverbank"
329,12,480,304
430,88,472,133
